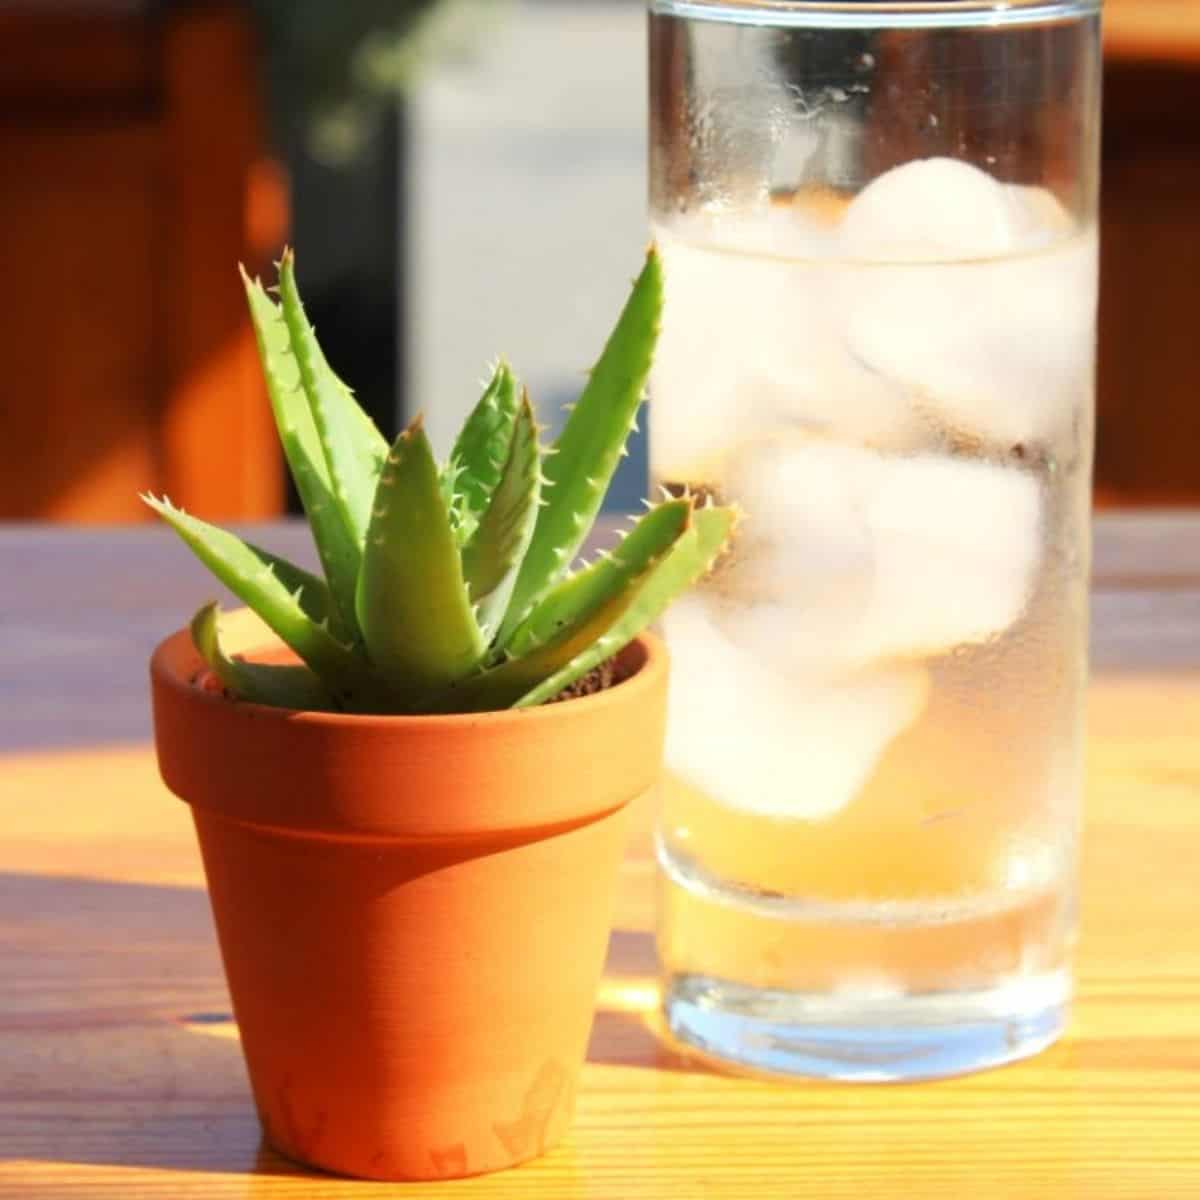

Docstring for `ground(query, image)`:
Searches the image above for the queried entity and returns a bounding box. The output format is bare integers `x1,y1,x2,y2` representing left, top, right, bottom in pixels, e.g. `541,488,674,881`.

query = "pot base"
260,1074,574,1181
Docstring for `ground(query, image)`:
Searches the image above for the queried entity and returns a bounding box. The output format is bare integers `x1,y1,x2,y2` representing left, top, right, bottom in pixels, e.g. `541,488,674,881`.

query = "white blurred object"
839,157,1024,263
836,159,1096,448
652,161,1097,473
1006,184,1076,243
721,439,876,672
838,235,1097,448
663,596,930,820
866,451,1043,655
650,229,783,475
651,218,924,479
721,440,1042,673
751,227,924,449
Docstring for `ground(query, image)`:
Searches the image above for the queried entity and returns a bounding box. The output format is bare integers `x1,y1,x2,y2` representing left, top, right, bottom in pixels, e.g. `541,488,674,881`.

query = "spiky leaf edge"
502,497,692,659
142,495,371,702
240,267,361,643
191,602,334,711
277,249,388,550
445,361,521,546
431,499,694,713
513,504,737,707
461,390,542,642
497,248,663,642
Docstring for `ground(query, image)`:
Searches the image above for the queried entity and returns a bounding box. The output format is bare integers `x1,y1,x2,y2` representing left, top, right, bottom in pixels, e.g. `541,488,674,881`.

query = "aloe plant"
144,247,735,714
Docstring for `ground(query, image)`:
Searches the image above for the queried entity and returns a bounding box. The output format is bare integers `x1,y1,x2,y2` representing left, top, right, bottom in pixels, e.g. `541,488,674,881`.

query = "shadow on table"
587,1009,700,1074
0,871,301,1178
588,928,709,1075
0,875,702,1181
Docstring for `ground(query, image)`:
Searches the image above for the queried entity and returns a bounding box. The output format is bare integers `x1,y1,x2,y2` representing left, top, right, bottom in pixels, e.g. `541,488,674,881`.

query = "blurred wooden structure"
0,1,286,522
0,1,1197,520
1098,1,1200,505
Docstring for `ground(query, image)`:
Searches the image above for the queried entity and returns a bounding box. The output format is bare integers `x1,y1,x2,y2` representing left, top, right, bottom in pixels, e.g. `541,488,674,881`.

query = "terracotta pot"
151,628,667,1181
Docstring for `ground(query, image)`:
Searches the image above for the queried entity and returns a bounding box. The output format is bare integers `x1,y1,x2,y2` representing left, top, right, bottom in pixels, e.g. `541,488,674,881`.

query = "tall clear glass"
649,0,1100,1080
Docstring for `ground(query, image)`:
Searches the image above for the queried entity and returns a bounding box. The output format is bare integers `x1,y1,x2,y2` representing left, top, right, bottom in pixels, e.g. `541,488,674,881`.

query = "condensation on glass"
648,0,1101,1080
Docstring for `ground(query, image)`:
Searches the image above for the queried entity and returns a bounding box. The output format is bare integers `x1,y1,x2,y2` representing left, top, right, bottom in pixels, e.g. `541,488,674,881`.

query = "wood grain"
1096,58,1200,507
1105,0,1200,65
0,113,159,521
0,4,283,523
0,8,156,111
156,2,283,522
0,519,1197,1197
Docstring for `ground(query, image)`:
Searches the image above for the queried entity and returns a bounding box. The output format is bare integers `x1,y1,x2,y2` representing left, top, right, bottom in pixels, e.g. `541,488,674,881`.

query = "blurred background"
0,0,1196,523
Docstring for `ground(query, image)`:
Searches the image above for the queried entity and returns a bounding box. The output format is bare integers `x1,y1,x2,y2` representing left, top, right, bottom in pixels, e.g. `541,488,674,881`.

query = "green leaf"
502,498,692,659
355,417,486,700
237,541,333,629
439,454,468,540
277,249,388,549
142,494,368,696
190,603,334,711
460,391,541,641
430,500,692,713
427,576,638,714
240,267,360,642
499,249,663,641
513,504,737,708
445,361,520,545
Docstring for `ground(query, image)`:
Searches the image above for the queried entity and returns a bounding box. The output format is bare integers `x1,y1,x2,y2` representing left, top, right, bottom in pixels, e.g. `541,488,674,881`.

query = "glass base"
662,970,1069,1082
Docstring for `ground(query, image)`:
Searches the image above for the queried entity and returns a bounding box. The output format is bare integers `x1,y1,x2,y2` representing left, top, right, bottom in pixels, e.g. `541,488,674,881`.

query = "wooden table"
2,517,1198,1198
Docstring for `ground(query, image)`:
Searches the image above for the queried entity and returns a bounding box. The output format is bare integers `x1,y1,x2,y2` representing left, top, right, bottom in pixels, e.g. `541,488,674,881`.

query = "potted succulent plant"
147,247,733,1181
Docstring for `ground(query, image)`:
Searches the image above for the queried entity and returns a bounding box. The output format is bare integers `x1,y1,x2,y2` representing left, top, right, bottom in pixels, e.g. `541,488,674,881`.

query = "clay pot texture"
151,628,667,1181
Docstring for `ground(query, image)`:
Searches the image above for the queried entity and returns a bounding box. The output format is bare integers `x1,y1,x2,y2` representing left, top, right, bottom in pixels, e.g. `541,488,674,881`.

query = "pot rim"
151,627,670,839
150,628,666,728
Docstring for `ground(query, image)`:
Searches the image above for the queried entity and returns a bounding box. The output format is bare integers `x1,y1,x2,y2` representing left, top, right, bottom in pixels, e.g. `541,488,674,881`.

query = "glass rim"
648,0,1102,30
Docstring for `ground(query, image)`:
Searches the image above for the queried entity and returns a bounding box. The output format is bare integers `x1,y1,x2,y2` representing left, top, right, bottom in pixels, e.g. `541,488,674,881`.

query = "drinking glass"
649,0,1101,1080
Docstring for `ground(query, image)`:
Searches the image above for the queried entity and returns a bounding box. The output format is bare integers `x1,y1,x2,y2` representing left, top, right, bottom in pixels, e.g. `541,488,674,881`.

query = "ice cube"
651,218,865,478
716,441,1042,673
732,200,836,261
752,286,926,451
1006,184,1075,244
834,158,1096,447
837,229,1097,448
726,437,879,593
650,228,788,478
762,357,923,450
716,438,877,672
663,596,931,820
652,216,925,473
724,208,927,450
840,157,1024,263
864,452,1043,657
